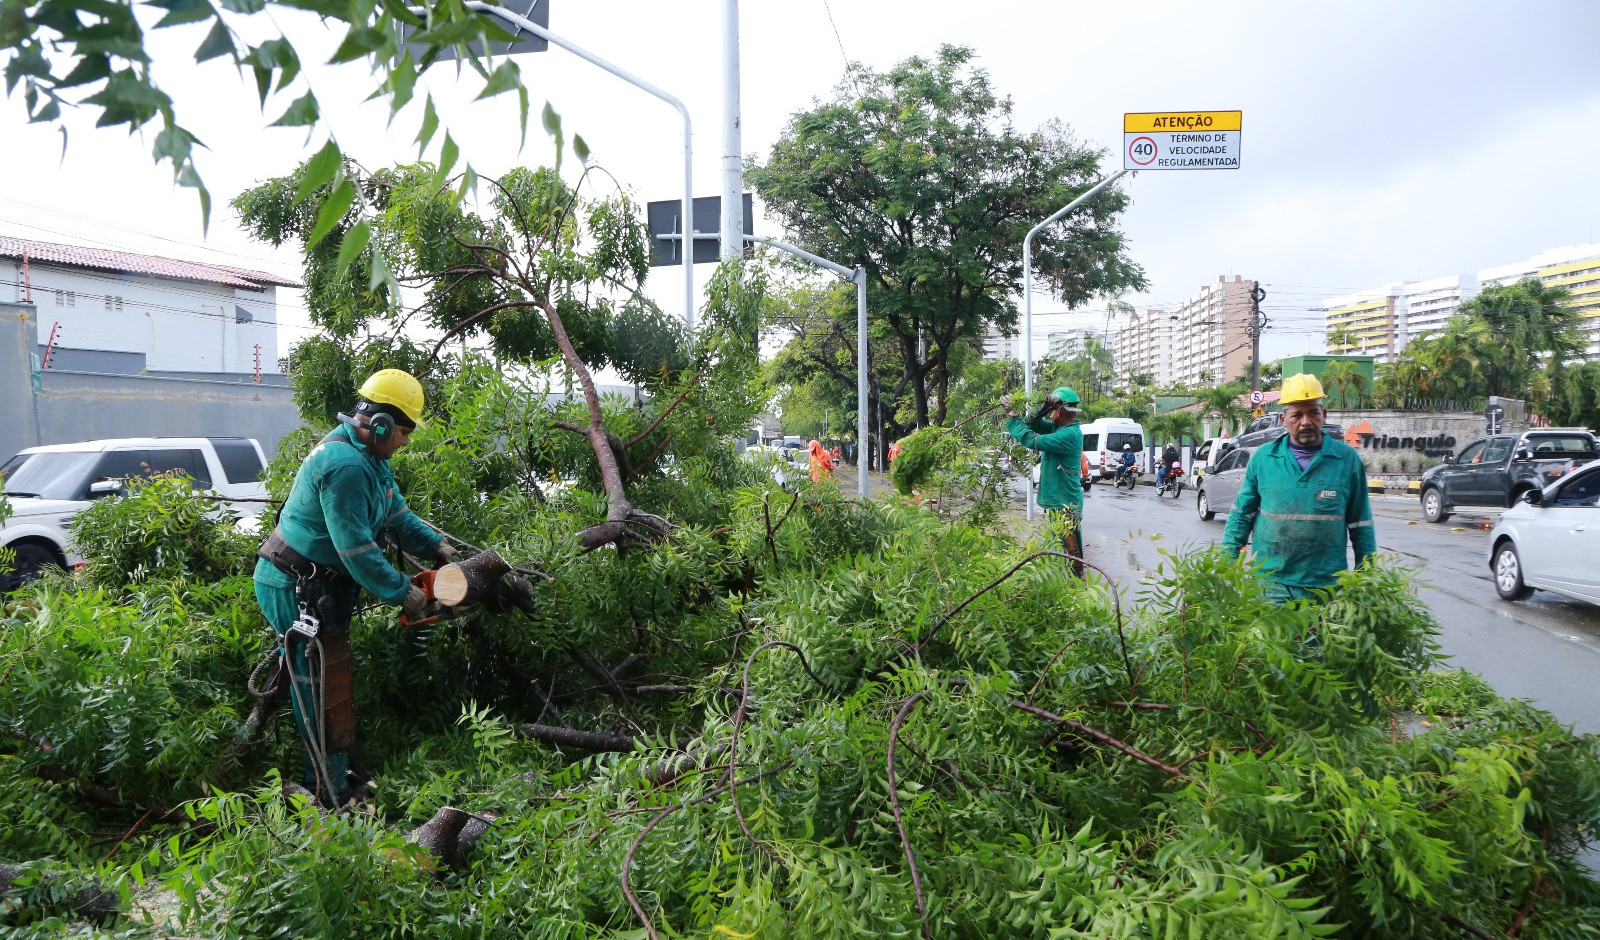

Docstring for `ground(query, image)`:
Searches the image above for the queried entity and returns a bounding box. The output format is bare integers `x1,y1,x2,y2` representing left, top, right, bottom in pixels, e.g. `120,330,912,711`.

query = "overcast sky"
5,0,1598,364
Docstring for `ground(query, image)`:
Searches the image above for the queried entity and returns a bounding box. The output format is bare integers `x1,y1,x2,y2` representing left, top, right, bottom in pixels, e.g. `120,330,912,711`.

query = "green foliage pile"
4,384,1599,935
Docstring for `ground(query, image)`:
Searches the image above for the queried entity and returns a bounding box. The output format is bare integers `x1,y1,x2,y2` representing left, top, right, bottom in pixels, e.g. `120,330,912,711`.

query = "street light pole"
1022,167,1131,521
459,1,695,330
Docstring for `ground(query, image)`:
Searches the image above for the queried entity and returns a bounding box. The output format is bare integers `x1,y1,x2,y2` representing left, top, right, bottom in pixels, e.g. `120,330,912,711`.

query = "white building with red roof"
1,236,299,379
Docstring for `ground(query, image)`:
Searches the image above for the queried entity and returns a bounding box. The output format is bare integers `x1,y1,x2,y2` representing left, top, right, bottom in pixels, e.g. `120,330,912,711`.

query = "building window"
54,289,64,306
66,291,75,308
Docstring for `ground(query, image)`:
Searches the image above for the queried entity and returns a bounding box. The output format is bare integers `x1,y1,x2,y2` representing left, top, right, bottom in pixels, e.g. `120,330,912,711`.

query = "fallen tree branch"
1007,700,1187,778
519,723,637,753
887,692,932,940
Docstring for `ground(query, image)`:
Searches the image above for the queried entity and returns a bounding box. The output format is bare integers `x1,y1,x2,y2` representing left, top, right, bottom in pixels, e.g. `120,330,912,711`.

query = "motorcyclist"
1116,444,1138,485
1157,442,1180,487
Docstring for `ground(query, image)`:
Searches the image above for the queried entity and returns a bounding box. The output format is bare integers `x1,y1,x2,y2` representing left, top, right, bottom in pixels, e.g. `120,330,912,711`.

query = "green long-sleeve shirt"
255,423,443,605
1221,433,1377,589
1006,416,1083,515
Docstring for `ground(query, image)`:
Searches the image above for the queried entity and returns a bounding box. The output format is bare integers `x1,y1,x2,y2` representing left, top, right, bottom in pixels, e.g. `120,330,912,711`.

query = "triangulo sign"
1124,111,1242,170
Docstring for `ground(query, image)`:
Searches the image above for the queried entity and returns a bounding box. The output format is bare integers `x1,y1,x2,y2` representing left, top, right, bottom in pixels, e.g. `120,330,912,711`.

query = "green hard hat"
1050,387,1081,407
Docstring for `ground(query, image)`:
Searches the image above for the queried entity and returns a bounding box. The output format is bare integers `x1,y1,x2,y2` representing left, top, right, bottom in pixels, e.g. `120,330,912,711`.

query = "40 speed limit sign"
1125,111,1242,170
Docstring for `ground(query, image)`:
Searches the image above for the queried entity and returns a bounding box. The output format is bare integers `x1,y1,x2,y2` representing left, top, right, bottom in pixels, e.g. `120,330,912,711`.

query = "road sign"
647,194,754,266
1124,111,1241,170
1251,407,1266,419
1249,389,1265,405
399,0,549,64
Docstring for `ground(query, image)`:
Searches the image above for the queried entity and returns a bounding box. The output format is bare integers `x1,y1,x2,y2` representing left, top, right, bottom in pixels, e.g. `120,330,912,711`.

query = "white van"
1080,418,1146,478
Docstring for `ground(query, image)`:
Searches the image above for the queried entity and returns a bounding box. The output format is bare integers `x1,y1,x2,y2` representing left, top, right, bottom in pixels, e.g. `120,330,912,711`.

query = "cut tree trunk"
432,550,512,607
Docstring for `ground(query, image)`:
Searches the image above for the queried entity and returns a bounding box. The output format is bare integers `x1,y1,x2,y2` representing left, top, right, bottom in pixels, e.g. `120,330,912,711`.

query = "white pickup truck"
0,436,270,587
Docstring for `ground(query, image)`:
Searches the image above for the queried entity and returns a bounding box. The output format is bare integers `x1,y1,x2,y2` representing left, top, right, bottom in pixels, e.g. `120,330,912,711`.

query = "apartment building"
1324,243,1600,363
1114,307,1176,386
1324,283,1403,363
1162,275,1257,386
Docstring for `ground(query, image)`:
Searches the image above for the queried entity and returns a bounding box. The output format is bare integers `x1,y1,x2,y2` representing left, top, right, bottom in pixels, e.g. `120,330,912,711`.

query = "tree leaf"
297,140,342,200
475,60,520,100
437,132,458,179
329,26,392,64
306,178,356,249
56,53,113,90
270,90,319,127
335,220,371,277
148,0,215,29
218,0,265,12
386,52,417,118
573,133,589,165
416,95,439,152
193,18,235,64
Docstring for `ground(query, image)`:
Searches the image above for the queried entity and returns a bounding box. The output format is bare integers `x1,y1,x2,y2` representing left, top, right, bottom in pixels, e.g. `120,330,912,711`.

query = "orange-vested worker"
808,439,836,482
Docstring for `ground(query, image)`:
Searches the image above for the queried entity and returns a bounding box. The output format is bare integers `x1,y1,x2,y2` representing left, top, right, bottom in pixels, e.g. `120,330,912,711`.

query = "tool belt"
259,528,360,754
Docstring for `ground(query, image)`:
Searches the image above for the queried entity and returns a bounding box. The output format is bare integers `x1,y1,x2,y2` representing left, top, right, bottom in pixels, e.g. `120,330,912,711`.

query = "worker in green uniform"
253,369,454,807
1221,373,1376,604
1006,387,1086,576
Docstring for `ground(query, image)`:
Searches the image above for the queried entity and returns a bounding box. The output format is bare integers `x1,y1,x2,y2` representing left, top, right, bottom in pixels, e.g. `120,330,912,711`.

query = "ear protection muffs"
338,405,397,440
367,410,396,440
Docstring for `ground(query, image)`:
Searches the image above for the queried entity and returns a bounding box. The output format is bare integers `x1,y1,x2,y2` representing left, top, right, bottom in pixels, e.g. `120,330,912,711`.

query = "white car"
1,437,269,586
1487,458,1600,606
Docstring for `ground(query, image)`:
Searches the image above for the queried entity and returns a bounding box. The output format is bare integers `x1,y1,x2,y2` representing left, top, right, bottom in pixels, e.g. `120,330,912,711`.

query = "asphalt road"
1061,478,1600,736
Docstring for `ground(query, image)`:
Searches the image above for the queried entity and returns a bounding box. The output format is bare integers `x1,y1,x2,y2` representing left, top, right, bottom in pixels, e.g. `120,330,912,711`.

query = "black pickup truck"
1418,429,1599,523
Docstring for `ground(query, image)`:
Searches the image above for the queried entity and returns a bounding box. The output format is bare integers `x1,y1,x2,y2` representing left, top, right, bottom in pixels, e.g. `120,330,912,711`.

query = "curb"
1366,477,1385,494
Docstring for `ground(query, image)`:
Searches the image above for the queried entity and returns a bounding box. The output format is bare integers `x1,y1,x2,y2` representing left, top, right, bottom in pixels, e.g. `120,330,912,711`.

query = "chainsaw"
399,568,457,627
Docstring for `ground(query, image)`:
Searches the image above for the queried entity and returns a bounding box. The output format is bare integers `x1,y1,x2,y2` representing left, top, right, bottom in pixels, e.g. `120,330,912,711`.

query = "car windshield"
0,451,103,501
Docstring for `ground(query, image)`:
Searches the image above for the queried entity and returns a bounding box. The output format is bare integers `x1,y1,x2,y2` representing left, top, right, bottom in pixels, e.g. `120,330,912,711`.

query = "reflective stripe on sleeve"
337,542,381,559
1347,520,1374,529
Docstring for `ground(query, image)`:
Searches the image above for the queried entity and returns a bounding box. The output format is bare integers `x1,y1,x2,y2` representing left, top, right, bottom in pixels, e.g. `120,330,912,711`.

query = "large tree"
749,45,1145,431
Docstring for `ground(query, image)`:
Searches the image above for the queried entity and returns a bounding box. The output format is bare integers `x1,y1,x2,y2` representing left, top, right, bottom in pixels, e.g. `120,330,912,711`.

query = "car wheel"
3,542,65,591
1197,488,1215,521
1421,487,1450,524
1492,541,1533,601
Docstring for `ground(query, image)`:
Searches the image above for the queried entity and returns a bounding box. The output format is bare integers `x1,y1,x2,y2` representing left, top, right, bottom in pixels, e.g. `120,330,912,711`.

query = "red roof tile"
0,236,300,290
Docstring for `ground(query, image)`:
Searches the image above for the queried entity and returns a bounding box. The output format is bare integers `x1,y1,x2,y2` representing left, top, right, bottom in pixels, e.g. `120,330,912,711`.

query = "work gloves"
402,585,429,620
436,541,459,563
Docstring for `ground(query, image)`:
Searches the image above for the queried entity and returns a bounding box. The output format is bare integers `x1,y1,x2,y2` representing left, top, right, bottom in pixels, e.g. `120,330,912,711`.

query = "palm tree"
1320,360,1370,409
1196,381,1250,437
1461,278,1585,395
1326,327,1356,354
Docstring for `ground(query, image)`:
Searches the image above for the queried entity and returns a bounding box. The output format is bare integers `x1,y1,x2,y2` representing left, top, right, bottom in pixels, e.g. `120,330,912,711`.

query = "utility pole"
1248,282,1268,392
719,0,743,264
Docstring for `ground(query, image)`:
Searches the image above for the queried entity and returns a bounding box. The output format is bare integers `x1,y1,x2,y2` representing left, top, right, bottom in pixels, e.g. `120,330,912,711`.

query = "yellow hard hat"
1280,373,1326,405
357,369,426,427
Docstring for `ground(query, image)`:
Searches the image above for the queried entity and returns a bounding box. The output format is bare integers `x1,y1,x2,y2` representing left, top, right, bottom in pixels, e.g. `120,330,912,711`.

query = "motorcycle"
1114,463,1141,490
1156,461,1185,498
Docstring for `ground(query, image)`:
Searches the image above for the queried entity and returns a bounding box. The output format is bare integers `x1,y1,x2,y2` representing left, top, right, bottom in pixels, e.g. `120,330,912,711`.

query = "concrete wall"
1,303,302,463
1328,409,1508,461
